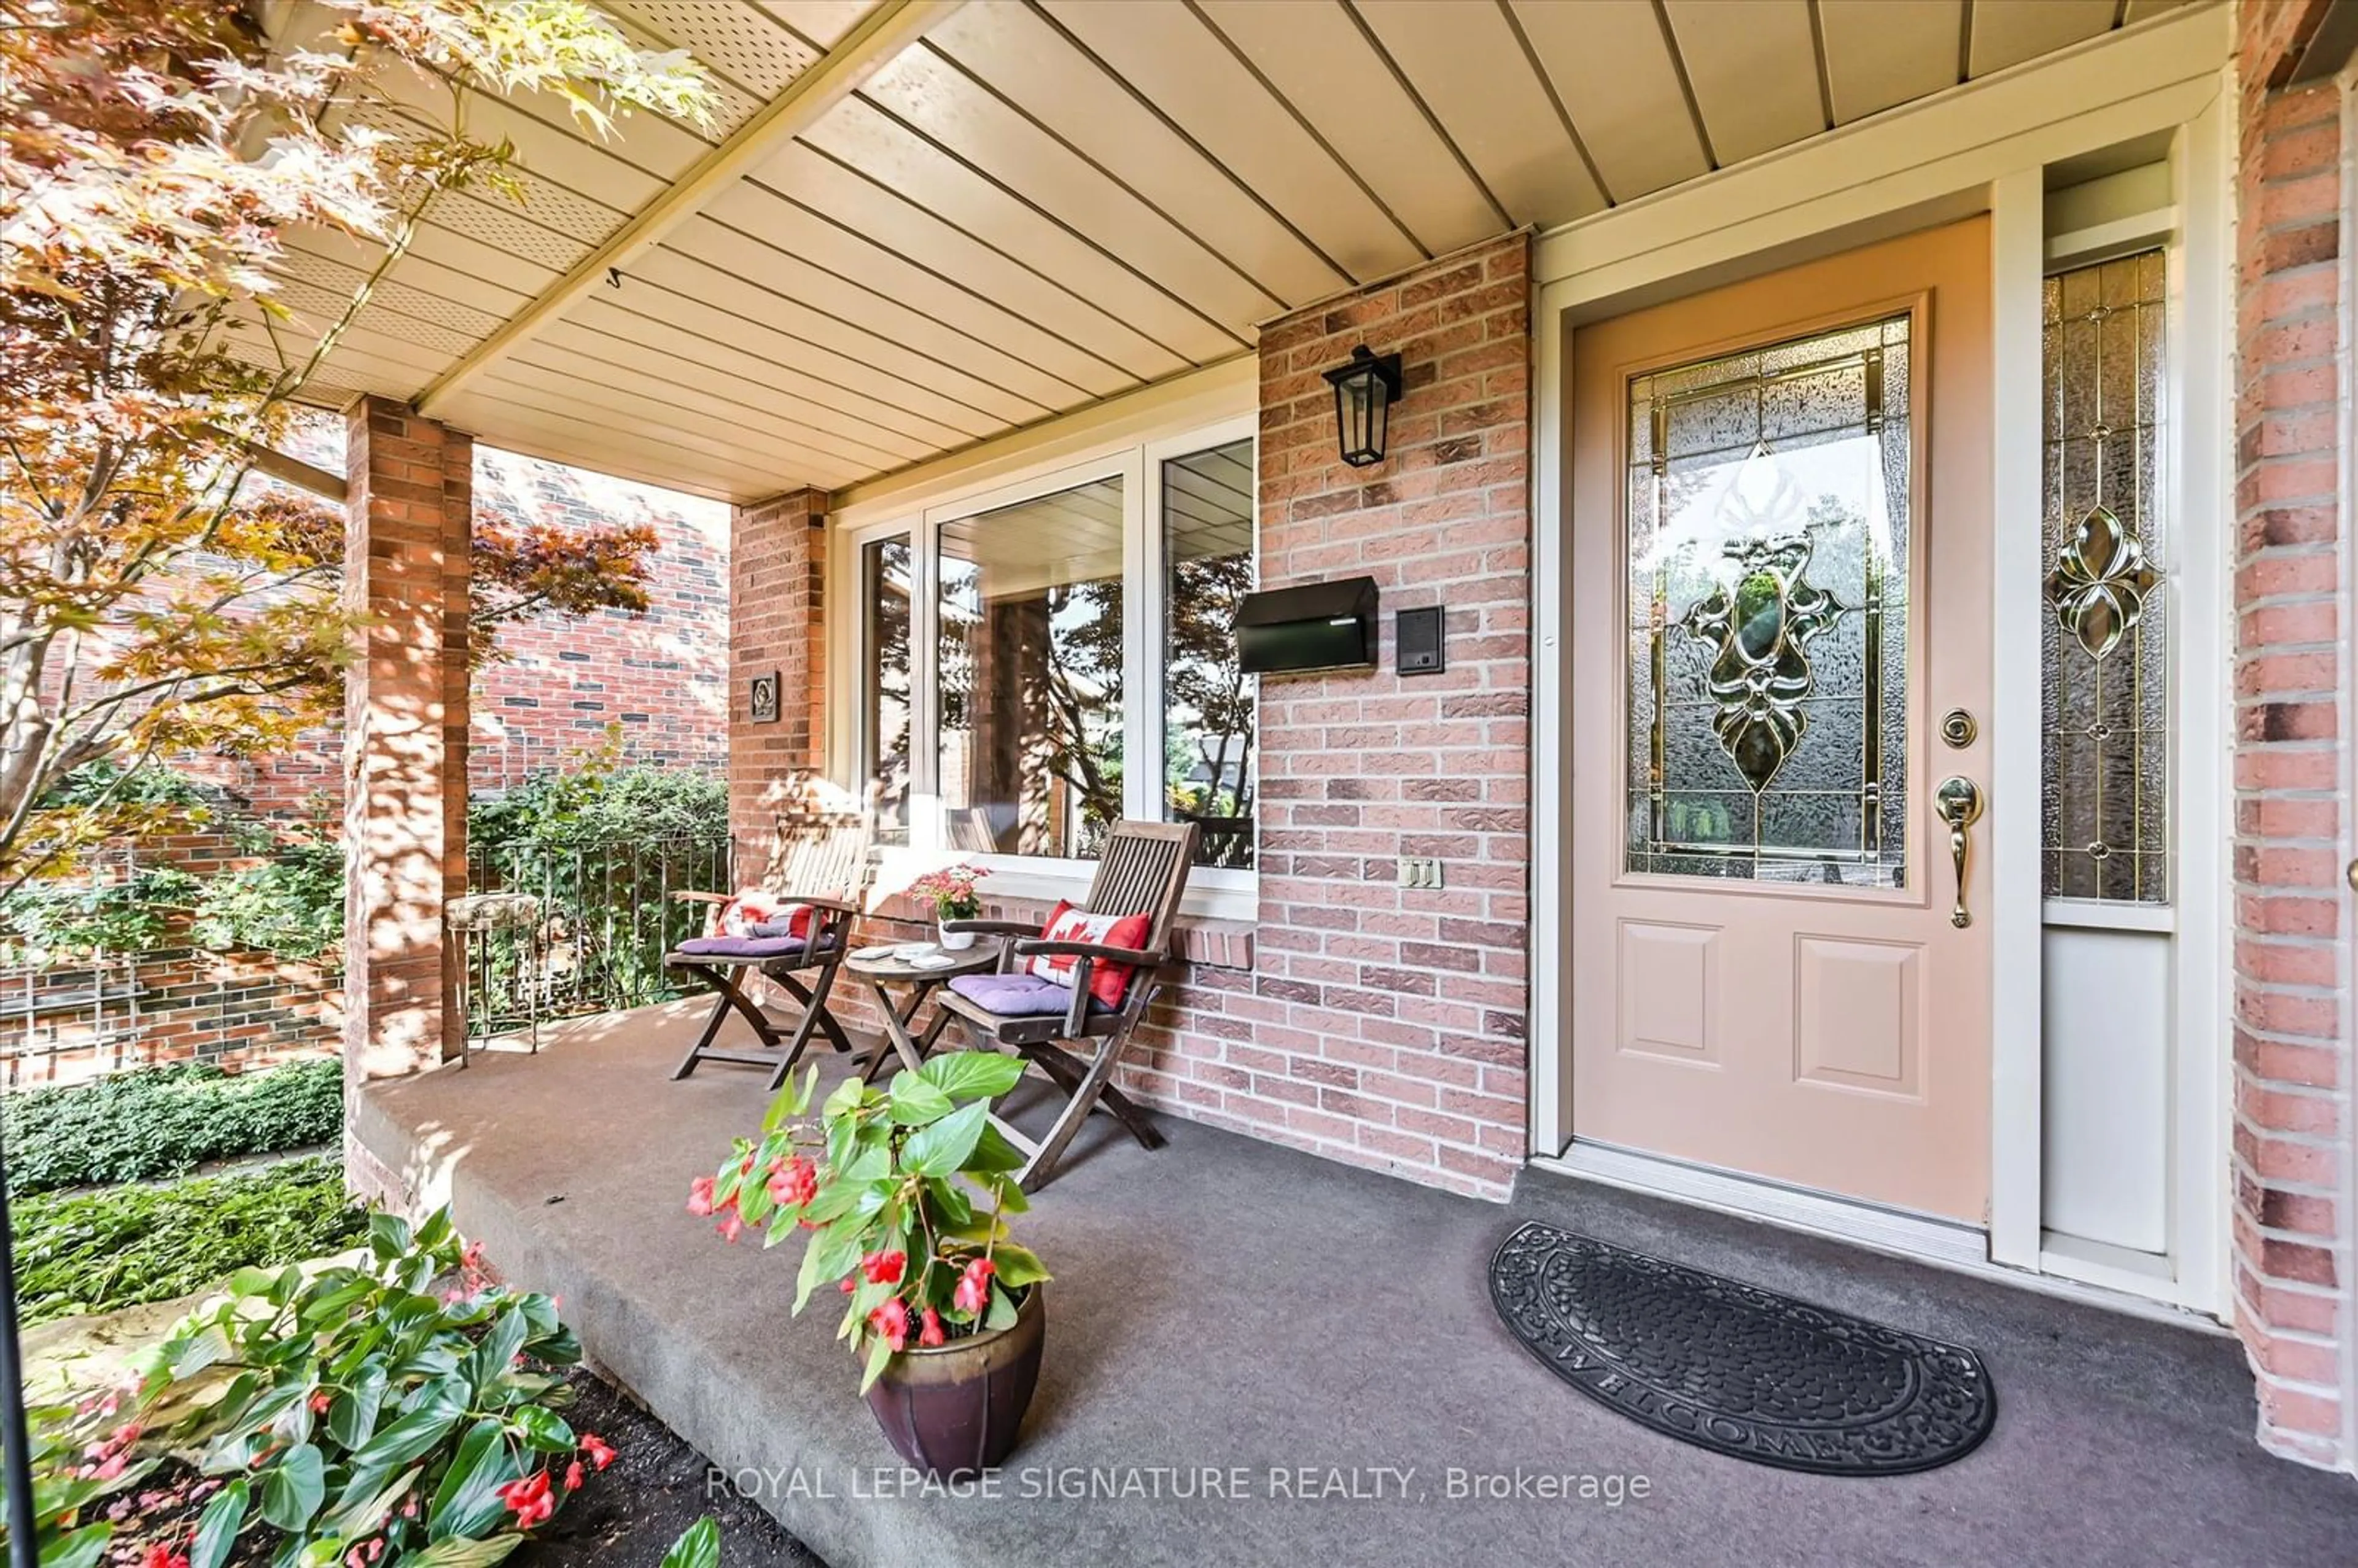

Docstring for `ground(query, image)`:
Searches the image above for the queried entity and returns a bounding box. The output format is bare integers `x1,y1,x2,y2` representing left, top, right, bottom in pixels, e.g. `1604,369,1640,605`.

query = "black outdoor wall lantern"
1323,344,1403,468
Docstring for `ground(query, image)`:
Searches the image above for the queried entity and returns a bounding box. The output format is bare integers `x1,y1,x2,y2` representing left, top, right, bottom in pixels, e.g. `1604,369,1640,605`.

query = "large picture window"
846,421,1256,887
936,477,1126,860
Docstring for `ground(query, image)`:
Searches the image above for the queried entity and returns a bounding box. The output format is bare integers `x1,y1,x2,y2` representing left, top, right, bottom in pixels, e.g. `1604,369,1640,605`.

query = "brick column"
2230,0,2353,1472
341,397,471,1131
1221,231,1534,1197
729,488,829,874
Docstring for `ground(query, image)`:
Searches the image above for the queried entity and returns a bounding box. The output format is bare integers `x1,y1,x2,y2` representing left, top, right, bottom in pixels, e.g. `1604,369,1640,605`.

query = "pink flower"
952,1257,996,1315
309,1391,332,1415
767,1156,818,1208
860,1249,906,1286
580,1434,617,1472
716,1211,744,1244
496,1471,554,1528
141,1545,189,1568
686,1176,716,1217
564,1461,585,1492
868,1297,911,1353
918,1308,945,1348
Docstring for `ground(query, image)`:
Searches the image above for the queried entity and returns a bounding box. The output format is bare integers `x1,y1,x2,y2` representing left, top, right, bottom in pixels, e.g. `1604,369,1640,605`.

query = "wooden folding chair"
664,809,871,1090
934,820,1197,1189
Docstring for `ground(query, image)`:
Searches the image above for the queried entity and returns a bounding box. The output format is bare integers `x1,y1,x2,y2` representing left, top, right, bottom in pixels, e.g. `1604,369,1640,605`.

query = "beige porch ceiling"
262,0,2197,503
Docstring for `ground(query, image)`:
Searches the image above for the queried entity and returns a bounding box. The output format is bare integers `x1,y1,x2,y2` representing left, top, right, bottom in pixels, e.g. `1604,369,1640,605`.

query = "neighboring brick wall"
467,449,730,792
728,489,829,874
0,827,338,1090
731,236,1534,1200
2230,0,2353,1472
220,427,731,817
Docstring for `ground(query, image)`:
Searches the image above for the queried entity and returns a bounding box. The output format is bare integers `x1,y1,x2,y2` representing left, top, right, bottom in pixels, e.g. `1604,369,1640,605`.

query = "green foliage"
0,865,200,961
9,1155,367,1326
469,756,728,861
3,1059,344,1195
41,759,211,813
20,1206,609,1567
696,1057,1046,1394
190,837,346,963
663,1516,722,1568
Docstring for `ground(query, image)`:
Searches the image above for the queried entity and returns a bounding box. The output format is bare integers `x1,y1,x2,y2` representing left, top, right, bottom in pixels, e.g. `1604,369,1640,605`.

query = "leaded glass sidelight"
1625,314,1913,886
2041,250,2168,902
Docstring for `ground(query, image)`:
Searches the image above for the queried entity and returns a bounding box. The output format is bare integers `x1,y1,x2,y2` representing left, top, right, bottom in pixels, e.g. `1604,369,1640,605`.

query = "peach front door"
1568,220,1994,1224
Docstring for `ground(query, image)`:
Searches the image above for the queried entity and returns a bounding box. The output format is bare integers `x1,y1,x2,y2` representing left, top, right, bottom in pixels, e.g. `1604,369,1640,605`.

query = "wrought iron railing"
459,833,731,1036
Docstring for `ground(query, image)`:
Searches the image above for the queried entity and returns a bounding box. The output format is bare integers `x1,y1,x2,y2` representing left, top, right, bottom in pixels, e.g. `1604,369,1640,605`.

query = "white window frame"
831,413,1259,922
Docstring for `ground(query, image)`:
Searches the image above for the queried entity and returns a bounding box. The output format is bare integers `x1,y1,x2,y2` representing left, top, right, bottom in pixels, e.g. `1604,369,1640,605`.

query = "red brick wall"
221,426,732,818
2231,0,2352,1471
0,829,338,1089
1127,233,1533,1197
732,236,1534,1199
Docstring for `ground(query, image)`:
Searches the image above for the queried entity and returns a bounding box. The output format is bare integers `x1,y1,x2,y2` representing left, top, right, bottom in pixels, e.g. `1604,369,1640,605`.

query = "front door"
1568,219,1993,1224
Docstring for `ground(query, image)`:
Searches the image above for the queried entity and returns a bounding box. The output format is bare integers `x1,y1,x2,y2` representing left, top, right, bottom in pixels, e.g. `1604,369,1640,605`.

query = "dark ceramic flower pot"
862,1285,1045,1477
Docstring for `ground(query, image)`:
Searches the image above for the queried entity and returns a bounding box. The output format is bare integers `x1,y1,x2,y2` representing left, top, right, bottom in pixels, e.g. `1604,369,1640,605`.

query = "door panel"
1570,219,1993,1223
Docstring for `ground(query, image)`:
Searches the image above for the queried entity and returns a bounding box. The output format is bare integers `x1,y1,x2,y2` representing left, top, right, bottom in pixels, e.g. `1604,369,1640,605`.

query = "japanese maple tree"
0,0,709,891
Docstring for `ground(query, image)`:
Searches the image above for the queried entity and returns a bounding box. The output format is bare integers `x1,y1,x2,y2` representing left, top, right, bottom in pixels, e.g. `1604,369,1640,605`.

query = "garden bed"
523,1372,823,1567
4,1058,343,1193
11,1154,365,1325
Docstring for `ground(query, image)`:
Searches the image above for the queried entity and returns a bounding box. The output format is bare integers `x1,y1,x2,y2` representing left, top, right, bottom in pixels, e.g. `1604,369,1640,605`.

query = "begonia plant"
691,1056,1047,1389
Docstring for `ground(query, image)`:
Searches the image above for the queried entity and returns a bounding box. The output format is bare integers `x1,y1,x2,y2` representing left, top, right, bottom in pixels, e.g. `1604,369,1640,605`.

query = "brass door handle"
1933,777,1985,929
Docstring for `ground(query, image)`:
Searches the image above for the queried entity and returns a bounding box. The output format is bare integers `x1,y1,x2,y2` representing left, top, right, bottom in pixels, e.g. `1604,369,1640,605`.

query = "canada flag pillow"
711,888,813,941
1027,901,1154,1007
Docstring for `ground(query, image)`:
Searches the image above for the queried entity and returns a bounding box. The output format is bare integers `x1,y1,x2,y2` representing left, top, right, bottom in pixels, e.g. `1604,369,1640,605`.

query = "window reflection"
1162,438,1256,869
936,478,1126,860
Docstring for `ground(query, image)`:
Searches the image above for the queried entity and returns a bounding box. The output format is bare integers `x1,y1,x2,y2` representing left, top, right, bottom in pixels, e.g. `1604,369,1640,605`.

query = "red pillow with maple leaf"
1026,901,1154,1007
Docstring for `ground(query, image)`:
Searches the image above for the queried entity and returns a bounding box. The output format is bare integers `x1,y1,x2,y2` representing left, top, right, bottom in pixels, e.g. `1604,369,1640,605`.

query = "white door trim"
1987,167,2047,1270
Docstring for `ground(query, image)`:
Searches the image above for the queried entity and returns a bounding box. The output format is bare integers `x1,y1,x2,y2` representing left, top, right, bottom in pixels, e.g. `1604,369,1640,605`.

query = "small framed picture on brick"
748,670,780,725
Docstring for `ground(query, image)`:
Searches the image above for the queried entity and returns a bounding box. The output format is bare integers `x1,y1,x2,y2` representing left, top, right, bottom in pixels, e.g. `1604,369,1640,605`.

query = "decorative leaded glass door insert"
2041,251,2168,903
1626,316,1912,887
1570,219,1993,1224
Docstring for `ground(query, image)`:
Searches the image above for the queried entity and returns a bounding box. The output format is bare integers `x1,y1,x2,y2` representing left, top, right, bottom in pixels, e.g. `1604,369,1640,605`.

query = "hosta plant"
691,1055,1049,1390
17,1208,616,1567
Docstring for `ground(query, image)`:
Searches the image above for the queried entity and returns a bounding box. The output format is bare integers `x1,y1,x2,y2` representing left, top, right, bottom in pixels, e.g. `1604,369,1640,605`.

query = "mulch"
526,1369,827,1567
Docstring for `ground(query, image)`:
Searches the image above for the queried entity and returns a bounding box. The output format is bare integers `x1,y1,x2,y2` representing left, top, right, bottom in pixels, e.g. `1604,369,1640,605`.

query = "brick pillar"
729,488,829,874
2230,0,2353,1472
342,396,471,1124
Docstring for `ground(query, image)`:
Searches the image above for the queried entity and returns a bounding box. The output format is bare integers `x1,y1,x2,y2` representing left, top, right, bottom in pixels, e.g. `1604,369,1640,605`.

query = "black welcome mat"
1488,1221,1996,1477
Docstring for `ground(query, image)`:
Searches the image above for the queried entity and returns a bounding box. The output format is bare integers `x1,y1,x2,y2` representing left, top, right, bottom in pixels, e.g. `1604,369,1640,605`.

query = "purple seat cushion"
675,935,806,962
948,972,1108,1017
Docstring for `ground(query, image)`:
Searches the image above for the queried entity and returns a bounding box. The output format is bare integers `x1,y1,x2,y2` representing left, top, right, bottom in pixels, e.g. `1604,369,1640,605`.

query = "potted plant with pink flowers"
690,1054,1046,1475
905,863,986,950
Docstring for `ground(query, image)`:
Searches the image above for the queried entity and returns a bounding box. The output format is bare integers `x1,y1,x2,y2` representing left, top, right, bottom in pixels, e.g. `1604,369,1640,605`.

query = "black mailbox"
1235,575,1379,677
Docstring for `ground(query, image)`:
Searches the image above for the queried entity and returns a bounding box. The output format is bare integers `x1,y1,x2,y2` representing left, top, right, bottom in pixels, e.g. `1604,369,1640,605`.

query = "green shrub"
21,1208,612,1568
470,759,727,860
10,1155,368,1325
0,866,203,963
189,837,345,963
3,1059,344,1195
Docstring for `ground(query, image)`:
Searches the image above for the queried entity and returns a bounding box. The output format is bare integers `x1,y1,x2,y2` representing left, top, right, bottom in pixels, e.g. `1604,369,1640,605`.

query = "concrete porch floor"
354,999,2357,1567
